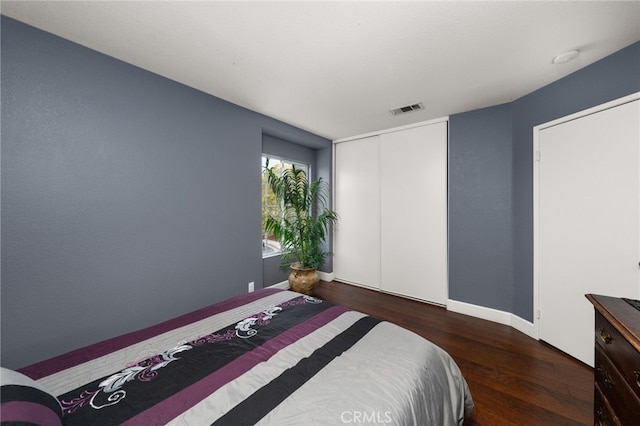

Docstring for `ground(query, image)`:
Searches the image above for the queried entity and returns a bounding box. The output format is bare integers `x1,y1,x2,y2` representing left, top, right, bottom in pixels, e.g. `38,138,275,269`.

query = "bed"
2,288,474,425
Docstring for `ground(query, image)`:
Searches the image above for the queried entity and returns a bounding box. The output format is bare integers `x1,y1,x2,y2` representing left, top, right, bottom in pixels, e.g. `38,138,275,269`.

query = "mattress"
15,288,473,425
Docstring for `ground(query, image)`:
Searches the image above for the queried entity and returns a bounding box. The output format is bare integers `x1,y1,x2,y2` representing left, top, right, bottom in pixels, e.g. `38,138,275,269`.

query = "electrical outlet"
248,281,255,293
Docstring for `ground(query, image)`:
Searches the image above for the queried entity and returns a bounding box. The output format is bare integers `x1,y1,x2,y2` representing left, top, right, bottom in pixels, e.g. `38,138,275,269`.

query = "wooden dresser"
586,294,640,425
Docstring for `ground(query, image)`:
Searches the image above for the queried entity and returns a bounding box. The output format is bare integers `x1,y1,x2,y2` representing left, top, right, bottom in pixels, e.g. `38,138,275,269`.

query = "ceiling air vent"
390,102,424,116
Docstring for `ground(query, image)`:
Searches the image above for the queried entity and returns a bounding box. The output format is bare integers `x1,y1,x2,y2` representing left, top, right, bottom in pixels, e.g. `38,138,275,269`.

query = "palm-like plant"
264,165,337,270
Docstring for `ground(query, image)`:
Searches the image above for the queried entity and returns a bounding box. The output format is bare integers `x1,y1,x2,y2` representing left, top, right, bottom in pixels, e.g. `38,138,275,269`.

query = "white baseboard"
510,312,537,338
273,277,538,339
267,281,290,290
447,299,537,339
318,271,335,282
269,277,537,340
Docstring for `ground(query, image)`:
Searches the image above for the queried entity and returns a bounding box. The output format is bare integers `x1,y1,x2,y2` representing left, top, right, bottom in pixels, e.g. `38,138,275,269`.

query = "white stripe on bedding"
167,310,368,425
256,321,472,426
38,291,300,396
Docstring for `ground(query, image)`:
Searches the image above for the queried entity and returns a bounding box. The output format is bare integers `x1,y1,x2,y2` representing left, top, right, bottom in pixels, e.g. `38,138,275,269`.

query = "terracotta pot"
288,263,319,295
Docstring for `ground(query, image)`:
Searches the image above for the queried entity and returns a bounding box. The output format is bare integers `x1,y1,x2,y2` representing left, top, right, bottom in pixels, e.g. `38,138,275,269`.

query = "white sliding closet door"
380,123,448,304
536,98,640,367
334,136,381,289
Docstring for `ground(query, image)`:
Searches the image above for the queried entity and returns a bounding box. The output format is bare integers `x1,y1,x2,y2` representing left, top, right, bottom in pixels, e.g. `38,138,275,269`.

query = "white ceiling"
2,1,639,140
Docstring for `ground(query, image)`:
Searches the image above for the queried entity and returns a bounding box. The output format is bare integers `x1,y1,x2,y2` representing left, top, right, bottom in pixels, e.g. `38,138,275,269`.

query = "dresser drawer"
594,382,620,426
595,311,640,400
595,345,640,425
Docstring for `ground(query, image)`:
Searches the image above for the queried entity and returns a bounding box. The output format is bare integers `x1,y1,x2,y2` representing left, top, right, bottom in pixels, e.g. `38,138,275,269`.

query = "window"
262,155,308,257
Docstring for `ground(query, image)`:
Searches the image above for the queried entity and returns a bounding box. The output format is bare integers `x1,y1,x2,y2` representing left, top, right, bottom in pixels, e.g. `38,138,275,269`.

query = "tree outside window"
262,155,308,257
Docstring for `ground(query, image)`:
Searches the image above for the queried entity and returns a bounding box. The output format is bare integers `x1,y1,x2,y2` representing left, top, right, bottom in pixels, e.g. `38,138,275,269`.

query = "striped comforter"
20,288,473,425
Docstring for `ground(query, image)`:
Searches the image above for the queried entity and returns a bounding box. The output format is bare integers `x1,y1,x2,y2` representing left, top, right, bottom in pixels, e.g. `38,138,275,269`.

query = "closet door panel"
334,136,381,289
380,122,448,304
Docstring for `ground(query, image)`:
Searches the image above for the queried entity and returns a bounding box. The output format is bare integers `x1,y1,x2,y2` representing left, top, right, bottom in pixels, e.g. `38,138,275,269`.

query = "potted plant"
263,164,338,295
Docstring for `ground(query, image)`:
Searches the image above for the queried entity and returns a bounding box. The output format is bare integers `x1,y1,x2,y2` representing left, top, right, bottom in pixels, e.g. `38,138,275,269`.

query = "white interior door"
380,122,448,304
536,98,640,366
334,136,381,289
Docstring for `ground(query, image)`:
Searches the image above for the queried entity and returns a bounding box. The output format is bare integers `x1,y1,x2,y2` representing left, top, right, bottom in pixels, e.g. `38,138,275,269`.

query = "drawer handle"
596,367,614,389
598,328,612,344
635,371,640,389
596,406,611,426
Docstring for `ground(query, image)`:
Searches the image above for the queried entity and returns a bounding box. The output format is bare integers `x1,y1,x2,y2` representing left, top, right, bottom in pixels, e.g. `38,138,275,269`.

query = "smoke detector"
552,50,580,64
390,102,424,116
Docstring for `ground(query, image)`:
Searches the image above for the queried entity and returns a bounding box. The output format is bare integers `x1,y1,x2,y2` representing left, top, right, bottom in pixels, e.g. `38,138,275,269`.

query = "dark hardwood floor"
313,280,593,425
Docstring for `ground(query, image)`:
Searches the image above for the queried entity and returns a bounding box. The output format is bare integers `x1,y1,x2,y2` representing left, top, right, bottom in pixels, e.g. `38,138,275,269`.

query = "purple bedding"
13,288,473,425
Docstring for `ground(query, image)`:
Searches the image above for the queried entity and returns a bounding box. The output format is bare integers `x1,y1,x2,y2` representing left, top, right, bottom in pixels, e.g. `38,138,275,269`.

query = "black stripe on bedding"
1,384,62,420
1,388,62,426
212,316,381,426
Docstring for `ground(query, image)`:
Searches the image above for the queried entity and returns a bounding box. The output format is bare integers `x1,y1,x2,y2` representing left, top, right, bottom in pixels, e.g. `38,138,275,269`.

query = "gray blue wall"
1,17,332,369
3,14,638,369
449,41,640,321
449,103,514,312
